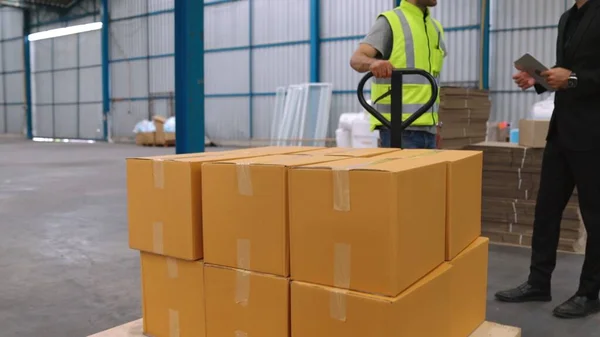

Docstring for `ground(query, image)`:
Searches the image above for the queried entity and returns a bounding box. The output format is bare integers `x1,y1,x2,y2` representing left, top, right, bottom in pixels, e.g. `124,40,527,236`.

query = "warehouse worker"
350,0,445,149
495,0,600,319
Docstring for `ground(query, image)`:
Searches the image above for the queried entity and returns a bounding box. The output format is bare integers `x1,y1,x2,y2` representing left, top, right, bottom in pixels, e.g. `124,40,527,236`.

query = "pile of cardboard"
439,87,491,149
127,146,489,337
135,116,175,146
465,141,582,252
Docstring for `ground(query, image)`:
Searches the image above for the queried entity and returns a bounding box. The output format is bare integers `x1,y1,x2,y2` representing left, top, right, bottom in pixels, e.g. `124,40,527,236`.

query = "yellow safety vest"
370,1,447,129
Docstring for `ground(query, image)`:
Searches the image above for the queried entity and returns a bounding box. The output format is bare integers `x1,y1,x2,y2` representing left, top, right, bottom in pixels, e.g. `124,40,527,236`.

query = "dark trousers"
378,128,436,149
528,141,600,298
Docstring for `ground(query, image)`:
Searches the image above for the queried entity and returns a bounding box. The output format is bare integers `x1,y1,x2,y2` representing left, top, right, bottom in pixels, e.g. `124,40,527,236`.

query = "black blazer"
535,1,600,151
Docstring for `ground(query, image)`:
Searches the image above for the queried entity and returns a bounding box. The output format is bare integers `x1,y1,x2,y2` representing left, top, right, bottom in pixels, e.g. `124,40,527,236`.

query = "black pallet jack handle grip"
357,69,439,148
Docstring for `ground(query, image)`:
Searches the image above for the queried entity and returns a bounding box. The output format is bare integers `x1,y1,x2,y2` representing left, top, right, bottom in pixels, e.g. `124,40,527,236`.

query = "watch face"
568,77,577,88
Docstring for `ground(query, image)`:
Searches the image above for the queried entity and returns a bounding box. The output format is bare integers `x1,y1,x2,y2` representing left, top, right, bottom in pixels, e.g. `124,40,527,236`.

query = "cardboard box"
204,264,289,337
140,253,205,337
291,263,452,337
127,147,322,260
202,155,346,276
136,132,155,145
374,150,483,260
302,147,399,157
448,237,489,337
289,156,447,296
518,119,549,148
165,132,176,145
153,116,167,145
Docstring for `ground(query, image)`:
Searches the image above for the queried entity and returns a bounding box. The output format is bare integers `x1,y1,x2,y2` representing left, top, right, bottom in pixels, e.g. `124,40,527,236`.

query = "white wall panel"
149,57,174,93
70,16,96,26
6,105,24,134
252,0,309,45
204,1,249,49
110,18,149,59
110,61,149,98
321,0,391,38
149,13,174,55
31,40,52,72
53,70,77,103
79,30,102,66
205,97,250,140
321,40,368,91
33,105,53,137
149,0,175,11
110,0,148,20
5,73,24,103
251,96,275,139
0,77,3,102
32,73,53,104
4,40,23,72
252,45,309,93
430,0,479,27
441,29,480,85
491,0,565,29
53,104,78,138
79,67,103,102
79,103,103,139
111,100,150,138
0,106,4,132
53,35,78,69
0,42,3,73
2,7,23,39
205,51,250,94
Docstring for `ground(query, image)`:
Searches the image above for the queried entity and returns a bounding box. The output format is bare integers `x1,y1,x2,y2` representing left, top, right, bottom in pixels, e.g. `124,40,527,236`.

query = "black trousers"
528,141,600,298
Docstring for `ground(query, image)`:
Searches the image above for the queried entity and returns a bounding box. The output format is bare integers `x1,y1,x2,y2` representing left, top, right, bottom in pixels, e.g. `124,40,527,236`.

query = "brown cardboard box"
153,116,167,145
519,119,550,148
165,132,176,145
202,155,346,276
204,264,289,337
302,147,399,157
140,253,205,337
374,150,483,260
127,147,322,260
289,156,447,296
448,237,489,337
136,132,155,145
291,263,452,337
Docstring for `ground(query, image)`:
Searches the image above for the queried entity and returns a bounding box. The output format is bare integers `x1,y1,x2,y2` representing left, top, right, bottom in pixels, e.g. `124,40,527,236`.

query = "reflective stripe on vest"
370,6,444,129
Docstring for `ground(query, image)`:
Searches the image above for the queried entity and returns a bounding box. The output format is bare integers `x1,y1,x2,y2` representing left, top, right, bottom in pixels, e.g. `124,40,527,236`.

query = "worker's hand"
541,67,571,90
513,71,535,90
370,60,393,78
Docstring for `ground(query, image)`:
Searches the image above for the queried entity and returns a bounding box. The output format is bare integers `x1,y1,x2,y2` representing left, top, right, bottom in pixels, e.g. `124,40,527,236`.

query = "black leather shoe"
553,296,600,319
495,282,552,303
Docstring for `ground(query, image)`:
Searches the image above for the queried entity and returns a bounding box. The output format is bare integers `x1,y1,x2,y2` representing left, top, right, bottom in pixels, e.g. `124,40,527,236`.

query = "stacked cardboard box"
439,87,491,149
135,116,176,147
127,146,490,337
465,142,582,252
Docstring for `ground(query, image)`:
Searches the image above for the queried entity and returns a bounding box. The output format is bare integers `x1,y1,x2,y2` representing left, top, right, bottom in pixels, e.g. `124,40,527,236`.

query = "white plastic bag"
529,93,554,120
133,120,155,133
164,117,176,133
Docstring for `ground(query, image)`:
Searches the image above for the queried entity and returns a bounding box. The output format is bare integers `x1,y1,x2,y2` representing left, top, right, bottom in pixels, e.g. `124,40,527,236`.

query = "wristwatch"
567,72,578,88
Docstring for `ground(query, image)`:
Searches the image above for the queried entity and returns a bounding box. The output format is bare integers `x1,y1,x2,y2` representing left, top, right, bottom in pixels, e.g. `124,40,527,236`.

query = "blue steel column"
309,0,320,82
23,10,33,139
480,0,491,90
395,0,401,6
175,0,205,154
101,0,110,140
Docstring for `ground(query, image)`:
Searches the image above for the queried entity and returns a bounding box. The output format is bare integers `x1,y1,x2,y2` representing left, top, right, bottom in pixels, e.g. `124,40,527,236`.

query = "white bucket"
351,118,378,148
335,128,352,147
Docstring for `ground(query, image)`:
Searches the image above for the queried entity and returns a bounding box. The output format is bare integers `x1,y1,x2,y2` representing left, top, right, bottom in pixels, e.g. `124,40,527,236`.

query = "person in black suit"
495,0,600,319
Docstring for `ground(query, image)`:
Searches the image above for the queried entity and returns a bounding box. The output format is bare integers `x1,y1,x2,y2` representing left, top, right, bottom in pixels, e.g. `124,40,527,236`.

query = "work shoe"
553,295,600,319
495,282,552,303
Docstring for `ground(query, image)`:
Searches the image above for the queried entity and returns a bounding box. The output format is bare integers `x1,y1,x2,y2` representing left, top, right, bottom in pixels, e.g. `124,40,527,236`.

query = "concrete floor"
0,139,598,337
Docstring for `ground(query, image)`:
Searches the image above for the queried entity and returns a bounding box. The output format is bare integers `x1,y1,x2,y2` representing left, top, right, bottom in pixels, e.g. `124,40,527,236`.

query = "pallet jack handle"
357,69,439,148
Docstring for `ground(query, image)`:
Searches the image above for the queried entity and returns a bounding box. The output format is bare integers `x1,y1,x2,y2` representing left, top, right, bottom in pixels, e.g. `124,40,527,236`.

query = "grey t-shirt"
362,17,437,134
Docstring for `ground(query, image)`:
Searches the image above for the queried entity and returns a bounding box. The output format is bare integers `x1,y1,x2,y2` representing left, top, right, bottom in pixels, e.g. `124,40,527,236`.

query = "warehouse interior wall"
0,0,574,140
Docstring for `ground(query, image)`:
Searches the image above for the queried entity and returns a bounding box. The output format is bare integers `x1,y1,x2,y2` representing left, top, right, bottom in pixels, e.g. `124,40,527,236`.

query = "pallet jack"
357,69,439,148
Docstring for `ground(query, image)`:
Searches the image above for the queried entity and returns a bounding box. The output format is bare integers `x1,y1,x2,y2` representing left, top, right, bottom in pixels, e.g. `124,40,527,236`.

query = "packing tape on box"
153,159,165,189
235,331,248,337
237,239,251,270
235,270,251,307
169,308,180,337
236,163,253,196
166,257,178,279
153,222,164,254
330,289,348,322
333,243,351,289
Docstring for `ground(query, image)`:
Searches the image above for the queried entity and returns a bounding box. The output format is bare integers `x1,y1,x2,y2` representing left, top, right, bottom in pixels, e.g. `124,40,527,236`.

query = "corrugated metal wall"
29,0,103,139
489,0,567,125
0,6,25,134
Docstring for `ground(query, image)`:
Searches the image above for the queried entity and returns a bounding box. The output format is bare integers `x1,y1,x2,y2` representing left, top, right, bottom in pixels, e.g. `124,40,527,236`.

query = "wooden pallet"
88,319,521,337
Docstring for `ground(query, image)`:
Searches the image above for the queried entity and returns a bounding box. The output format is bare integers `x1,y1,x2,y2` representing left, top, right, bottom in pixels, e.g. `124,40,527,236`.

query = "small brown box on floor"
448,237,489,337
202,155,346,277
127,147,322,260
204,264,290,337
289,156,447,296
519,119,550,148
135,132,155,145
153,116,167,145
140,253,205,337
291,264,453,337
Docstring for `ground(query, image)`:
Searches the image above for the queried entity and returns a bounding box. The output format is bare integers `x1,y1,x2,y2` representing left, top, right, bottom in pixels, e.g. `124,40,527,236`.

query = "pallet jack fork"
357,69,439,149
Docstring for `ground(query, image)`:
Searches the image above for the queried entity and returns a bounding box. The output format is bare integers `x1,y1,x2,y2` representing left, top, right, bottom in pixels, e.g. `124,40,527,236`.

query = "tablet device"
514,53,554,91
